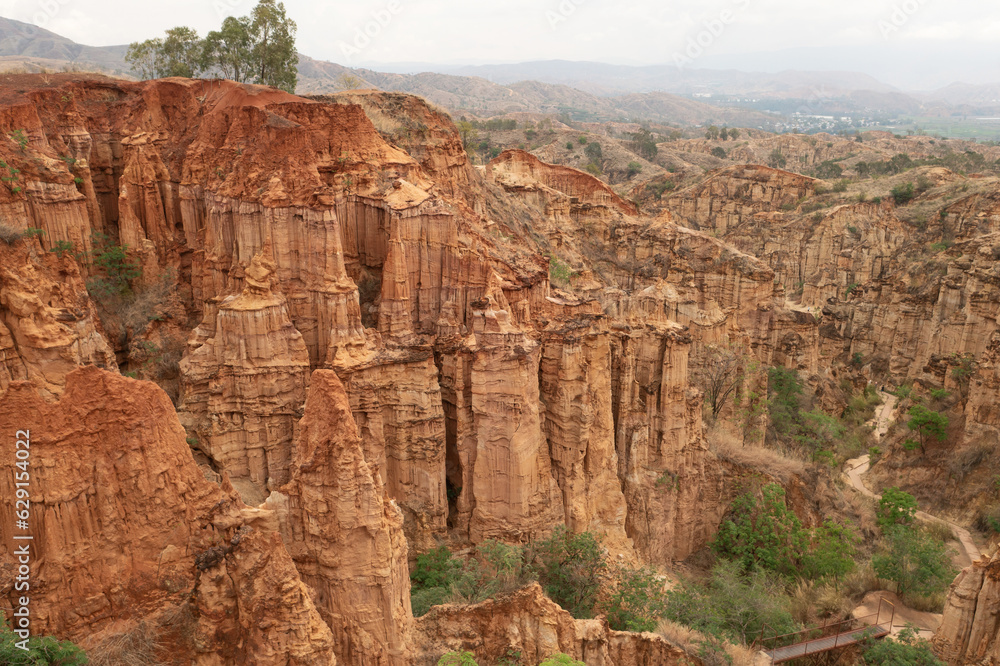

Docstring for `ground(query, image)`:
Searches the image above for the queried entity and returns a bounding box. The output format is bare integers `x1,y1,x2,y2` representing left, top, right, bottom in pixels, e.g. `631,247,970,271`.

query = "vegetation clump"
410,527,670,631
125,0,298,91
1,617,87,665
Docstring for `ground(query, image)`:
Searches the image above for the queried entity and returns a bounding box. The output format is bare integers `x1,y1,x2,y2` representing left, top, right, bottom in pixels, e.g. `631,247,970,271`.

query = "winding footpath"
842,390,983,566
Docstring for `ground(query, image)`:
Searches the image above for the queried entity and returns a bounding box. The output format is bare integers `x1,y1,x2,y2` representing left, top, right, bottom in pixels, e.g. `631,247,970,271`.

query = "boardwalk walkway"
764,625,890,663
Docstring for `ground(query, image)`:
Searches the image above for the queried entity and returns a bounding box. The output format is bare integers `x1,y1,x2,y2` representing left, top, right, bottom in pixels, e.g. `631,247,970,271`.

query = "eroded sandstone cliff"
934,550,1000,665
413,584,700,666
0,71,936,665
0,238,116,398
0,367,338,665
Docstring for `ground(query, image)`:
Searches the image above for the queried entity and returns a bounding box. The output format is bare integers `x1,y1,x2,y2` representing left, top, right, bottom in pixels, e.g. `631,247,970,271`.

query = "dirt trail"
870,391,897,442
840,389,983,638
848,389,982,565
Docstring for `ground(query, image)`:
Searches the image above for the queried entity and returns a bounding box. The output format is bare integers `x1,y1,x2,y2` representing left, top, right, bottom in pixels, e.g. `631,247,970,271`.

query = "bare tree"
698,343,744,419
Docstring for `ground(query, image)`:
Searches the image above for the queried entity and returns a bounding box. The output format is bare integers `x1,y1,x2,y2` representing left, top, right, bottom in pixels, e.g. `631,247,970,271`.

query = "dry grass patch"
657,619,758,666
708,425,806,484
843,562,883,601
87,621,161,666
0,222,22,244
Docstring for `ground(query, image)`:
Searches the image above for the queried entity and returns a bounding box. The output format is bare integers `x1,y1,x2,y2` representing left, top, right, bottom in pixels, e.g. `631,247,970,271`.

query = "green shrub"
566,141,574,150
646,181,674,200
10,129,28,151
626,161,642,178
531,526,605,619
801,519,857,585
88,232,142,301
412,545,464,591
767,148,786,169
549,256,575,286
409,545,477,616
892,384,912,400
906,404,948,453
713,483,806,576
437,651,478,666
601,565,669,632
411,587,451,617
477,539,533,598
833,179,850,193
877,487,918,530
584,142,603,163
891,182,916,205
814,160,843,179
539,654,585,666
0,617,87,665
409,541,533,616
664,560,798,646
873,525,957,598
862,625,943,665
711,146,727,159
49,240,75,258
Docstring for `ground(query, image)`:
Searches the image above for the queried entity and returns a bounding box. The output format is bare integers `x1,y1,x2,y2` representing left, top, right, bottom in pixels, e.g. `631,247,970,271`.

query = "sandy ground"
852,590,941,640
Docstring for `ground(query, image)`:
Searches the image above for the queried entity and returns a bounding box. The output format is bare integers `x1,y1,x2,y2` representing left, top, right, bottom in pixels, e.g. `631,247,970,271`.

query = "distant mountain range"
3,15,1000,127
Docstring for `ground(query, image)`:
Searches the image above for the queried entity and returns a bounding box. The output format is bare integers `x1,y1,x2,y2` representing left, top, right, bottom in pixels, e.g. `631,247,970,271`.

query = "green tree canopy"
530,526,606,619
713,482,806,576
248,0,298,91
125,26,203,79
125,0,298,92
801,519,857,585
1,618,87,666
877,487,918,530
862,625,944,665
872,525,956,598
203,16,254,83
906,404,948,453
664,560,798,646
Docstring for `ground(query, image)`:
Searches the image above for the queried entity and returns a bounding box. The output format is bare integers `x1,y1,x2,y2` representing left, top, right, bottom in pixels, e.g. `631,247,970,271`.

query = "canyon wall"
0,239,116,398
5,73,951,664
0,367,339,665
934,550,1000,665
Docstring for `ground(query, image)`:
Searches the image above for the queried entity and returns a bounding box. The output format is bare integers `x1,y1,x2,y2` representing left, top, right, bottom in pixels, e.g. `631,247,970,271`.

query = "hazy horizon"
2,0,998,91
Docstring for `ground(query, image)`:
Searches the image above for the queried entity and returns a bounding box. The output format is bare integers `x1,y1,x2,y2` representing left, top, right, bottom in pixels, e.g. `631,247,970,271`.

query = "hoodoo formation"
0,44,999,665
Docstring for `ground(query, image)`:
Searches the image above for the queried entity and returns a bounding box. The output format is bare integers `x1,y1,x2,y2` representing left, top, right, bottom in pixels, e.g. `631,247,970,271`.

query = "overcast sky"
3,0,998,88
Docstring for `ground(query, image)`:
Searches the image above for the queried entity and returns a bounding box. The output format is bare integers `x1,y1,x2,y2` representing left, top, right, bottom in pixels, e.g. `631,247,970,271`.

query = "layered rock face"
538,310,631,555
0,238,116,398
330,90,483,210
933,550,1000,665
466,298,565,543
273,370,413,666
666,165,909,305
179,250,311,494
824,233,1000,382
487,148,639,218
413,584,700,666
0,366,337,665
666,164,817,235
334,352,448,555
0,73,868,664
609,320,727,563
